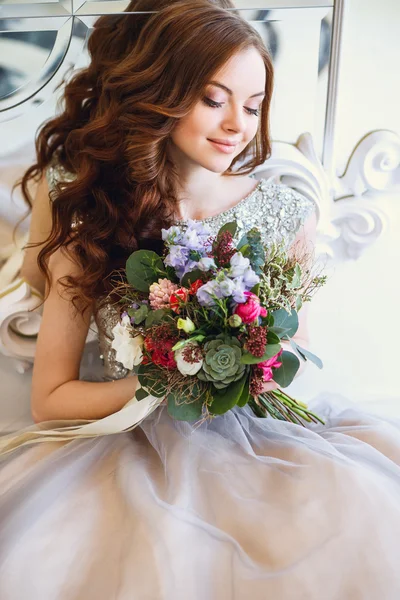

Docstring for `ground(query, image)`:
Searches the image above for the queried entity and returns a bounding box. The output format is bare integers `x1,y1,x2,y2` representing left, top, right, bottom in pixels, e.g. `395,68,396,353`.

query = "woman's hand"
260,379,279,393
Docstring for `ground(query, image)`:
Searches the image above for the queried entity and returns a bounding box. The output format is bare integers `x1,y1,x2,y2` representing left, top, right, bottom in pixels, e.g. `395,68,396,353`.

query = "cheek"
246,119,260,142
172,111,207,145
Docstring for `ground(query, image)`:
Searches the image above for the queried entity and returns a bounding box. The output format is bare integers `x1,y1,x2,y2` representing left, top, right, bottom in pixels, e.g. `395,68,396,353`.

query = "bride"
1,2,400,598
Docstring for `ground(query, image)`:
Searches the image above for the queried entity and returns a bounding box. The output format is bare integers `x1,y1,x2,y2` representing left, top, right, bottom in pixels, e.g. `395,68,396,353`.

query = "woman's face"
170,46,266,174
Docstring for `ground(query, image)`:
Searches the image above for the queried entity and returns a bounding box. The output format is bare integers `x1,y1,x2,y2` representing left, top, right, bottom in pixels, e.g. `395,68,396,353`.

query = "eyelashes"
202,96,260,117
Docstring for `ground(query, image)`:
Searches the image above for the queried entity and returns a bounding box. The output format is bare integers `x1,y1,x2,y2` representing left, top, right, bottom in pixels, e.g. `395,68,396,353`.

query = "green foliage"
135,387,149,401
137,365,167,398
266,330,280,345
167,395,204,421
270,309,299,338
128,304,149,325
236,378,251,407
289,339,323,369
272,351,300,387
237,233,248,251
242,228,266,276
286,263,302,290
126,250,165,292
217,221,237,238
241,343,281,364
209,375,247,415
145,308,171,328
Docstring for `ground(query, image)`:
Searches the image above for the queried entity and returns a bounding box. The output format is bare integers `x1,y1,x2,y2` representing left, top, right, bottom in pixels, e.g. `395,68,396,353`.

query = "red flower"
170,287,189,313
189,279,204,295
144,336,154,352
144,326,178,370
151,340,177,369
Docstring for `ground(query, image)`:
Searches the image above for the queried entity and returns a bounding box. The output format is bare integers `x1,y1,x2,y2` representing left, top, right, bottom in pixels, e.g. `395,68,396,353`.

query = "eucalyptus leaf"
272,351,300,387
209,375,247,415
289,339,323,369
270,309,299,337
128,304,149,325
167,381,206,421
237,234,248,250
145,309,171,328
241,343,281,364
269,326,292,339
266,331,280,345
126,250,165,292
137,365,167,398
217,221,237,238
167,393,204,421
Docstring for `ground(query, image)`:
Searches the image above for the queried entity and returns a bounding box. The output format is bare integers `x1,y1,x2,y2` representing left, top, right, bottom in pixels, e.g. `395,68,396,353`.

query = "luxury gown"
1,165,400,599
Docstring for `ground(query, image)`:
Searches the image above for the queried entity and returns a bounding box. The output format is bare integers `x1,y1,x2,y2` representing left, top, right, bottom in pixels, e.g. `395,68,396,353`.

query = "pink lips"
208,139,237,154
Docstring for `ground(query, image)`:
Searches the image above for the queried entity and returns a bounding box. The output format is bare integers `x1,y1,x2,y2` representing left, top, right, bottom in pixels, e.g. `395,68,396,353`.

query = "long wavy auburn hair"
18,0,274,313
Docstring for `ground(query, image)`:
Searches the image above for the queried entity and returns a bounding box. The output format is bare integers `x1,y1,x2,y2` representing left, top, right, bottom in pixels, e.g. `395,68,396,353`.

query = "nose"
222,103,246,134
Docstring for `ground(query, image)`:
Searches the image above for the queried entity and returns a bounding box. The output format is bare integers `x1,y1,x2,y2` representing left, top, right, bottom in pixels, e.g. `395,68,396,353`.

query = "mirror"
0,0,333,159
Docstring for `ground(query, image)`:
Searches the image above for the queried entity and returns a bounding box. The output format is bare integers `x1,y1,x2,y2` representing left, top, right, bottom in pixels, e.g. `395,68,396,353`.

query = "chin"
198,157,235,174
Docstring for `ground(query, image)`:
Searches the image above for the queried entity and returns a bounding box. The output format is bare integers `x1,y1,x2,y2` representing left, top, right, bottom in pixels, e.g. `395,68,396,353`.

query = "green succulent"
197,334,247,389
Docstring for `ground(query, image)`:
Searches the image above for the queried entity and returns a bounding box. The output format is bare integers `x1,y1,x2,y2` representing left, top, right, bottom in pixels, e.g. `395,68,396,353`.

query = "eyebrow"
208,80,265,98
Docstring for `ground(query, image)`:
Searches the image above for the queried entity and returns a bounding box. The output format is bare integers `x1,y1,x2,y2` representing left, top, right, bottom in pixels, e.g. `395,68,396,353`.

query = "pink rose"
258,349,283,382
234,292,267,324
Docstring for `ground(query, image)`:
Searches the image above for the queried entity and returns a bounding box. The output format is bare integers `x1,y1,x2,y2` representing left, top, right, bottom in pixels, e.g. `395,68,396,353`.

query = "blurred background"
0,0,399,430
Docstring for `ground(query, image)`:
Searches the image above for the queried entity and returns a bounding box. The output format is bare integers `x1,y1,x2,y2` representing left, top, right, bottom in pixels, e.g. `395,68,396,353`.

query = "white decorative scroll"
0,276,98,372
251,129,399,261
0,278,43,374
332,130,400,259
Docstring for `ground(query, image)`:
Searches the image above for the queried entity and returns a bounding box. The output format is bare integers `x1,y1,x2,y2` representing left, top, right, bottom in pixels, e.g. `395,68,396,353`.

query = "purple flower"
185,220,211,237
164,245,190,269
243,268,260,288
198,257,217,272
229,252,251,277
162,226,182,244
181,229,204,252
196,280,223,306
230,277,247,303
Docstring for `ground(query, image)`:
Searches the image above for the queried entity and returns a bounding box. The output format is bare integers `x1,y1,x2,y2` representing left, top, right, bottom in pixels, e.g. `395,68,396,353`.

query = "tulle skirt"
1,393,400,599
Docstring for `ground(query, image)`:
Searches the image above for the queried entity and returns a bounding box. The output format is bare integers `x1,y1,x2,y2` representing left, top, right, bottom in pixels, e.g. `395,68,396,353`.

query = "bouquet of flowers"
111,220,327,427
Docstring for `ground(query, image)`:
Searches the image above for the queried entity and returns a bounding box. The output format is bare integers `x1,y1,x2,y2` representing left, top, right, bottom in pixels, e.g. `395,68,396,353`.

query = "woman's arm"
20,174,53,296
31,228,138,424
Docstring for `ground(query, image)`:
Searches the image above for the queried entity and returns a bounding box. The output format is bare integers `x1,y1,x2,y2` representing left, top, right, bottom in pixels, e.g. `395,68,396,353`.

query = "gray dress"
1,163,400,600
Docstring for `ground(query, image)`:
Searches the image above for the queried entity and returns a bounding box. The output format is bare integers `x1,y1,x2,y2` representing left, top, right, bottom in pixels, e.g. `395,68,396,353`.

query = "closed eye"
202,97,260,117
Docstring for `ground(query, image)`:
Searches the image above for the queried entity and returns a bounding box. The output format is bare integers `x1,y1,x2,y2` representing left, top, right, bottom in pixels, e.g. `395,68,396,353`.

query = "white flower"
197,257,217,272
177,317,196,334
229,252,250,277
175,342,203,376
111,316,144,370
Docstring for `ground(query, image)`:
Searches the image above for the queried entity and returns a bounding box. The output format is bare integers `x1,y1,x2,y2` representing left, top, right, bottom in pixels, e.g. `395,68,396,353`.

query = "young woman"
1,3,400,599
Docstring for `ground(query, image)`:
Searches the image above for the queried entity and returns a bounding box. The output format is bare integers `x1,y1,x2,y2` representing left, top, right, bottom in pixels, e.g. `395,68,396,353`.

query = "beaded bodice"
45,162,316,380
